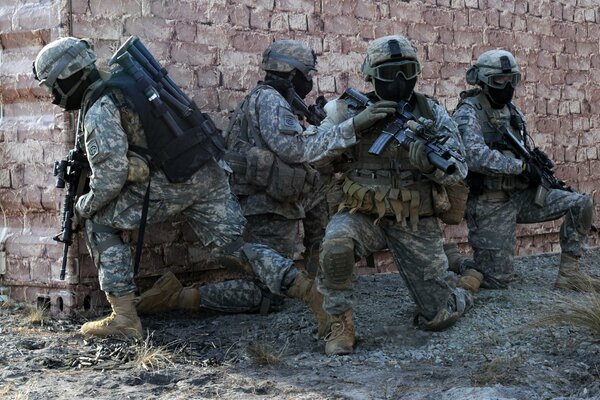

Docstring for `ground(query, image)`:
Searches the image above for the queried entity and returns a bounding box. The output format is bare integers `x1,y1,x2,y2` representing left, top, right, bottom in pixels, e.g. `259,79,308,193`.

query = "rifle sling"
133,177,151,275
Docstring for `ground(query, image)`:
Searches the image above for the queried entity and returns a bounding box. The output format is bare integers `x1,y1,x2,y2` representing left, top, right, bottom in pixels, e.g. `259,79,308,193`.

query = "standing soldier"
33,37,342,338
453,50,598,290
313,35,473,355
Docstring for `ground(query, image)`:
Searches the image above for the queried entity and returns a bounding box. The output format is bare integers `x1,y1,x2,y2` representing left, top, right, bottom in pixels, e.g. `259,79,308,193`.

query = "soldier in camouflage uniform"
224,40,356,264
453,49,598,290
34,37,330,338
311,35,473,355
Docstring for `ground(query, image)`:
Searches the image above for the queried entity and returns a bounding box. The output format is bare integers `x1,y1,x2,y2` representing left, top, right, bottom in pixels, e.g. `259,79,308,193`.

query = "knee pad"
320,237,355,290
575,194,593,235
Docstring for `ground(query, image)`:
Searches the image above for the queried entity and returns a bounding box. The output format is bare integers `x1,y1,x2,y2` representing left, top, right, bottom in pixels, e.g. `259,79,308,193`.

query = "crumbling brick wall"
1,0,599,311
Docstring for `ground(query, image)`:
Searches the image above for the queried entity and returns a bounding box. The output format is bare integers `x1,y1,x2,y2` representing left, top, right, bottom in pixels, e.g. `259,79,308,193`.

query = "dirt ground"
1,248,600,400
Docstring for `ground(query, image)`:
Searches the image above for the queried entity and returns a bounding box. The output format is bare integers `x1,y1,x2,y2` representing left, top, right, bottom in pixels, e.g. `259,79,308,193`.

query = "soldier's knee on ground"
320,237,355,290
415,288,473,331
199,279,266,313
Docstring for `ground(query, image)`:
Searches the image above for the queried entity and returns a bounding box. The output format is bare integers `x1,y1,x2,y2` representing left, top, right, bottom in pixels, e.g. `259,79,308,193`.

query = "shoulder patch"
87,138,100,159
277,105,302,135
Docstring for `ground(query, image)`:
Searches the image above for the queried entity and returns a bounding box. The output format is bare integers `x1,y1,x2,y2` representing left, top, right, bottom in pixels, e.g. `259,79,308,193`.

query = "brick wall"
1,0,599,311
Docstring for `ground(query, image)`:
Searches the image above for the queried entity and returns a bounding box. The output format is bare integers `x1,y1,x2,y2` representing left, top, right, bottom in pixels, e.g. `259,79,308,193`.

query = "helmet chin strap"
53,68,92,108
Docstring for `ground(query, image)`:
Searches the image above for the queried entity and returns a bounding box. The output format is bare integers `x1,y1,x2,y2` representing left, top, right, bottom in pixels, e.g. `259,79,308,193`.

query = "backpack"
94,36,225,183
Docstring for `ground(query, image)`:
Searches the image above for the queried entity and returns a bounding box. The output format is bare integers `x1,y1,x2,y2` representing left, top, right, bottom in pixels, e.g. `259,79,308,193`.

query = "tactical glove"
522,161,542,186
409,141,435,174
352,100,397,132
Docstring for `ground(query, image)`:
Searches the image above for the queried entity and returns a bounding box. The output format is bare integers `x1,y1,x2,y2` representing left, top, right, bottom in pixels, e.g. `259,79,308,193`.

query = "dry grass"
134,335,175,371
1,382,31,400
26,305,50,326
536,288,600,336
245,340,287,366
471,352,524,386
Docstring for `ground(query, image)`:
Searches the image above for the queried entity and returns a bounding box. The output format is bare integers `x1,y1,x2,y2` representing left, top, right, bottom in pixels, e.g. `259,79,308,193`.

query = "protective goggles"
371,60,421,82
482,72,522,89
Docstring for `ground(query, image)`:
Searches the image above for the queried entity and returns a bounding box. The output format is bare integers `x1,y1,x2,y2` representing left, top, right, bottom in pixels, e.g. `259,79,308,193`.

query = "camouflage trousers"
317,211,465,320
466,186,593,284
84,159,296,300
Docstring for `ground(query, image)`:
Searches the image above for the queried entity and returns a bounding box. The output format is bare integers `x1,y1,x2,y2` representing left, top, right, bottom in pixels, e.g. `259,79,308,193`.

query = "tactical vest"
224,84,318,214
337,92,437,230
458,92,529,192
84,71,223,182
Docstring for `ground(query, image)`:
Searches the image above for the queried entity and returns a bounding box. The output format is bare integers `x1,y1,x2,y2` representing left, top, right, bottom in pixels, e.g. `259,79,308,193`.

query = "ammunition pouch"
339,176,434,230
245,147,274,187
433,182,469,225
225,150,318,203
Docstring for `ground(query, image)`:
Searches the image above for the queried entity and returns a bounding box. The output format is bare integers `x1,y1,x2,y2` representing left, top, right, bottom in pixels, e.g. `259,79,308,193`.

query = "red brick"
250,7,272,30
277,0,315,13
324,15,361,35
230,4,250,27
124,17,173,41
175,22,197,42
354,0,378,20
423,8,454,27
90,0,142,18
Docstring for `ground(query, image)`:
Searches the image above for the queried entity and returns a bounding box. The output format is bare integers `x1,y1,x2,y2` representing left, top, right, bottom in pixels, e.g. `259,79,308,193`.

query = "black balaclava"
374,76,417,102
291,70,313,99
51,70,91,111
485,84,515,109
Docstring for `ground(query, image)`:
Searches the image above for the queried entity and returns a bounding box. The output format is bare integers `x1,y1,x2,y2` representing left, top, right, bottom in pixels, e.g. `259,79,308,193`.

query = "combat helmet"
33,37,96,89
361,35,421,82
466,49,521,88
261,40,316,80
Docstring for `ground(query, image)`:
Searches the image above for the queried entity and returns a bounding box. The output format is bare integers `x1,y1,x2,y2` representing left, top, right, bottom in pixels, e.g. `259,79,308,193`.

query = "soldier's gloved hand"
521,161,542,186
409,141,435,174
352,100,397,132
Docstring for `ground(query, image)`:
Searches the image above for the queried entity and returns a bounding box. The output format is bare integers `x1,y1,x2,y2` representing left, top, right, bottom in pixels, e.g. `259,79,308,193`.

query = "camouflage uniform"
454,50,593,288
316,96,470,320
314,35,472,350
77,86,297,305
225,40,357,259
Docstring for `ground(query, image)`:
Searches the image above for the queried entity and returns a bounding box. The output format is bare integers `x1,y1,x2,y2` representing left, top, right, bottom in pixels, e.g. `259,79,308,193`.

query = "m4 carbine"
341,88,464,174
289,91,327,126
53,146,88,280
500,125,572,192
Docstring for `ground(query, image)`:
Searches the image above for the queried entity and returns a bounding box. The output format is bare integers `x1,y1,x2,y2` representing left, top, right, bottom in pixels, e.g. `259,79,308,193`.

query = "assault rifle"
500,125,571,192
290,92,327,125
53,144,88,280
501,125,597,231
340,88,464,174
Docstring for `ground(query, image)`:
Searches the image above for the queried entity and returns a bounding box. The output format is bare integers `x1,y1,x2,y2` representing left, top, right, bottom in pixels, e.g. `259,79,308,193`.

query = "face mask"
291,71,313,99
374,76,416,102
486,84,515,108
51,70,88,111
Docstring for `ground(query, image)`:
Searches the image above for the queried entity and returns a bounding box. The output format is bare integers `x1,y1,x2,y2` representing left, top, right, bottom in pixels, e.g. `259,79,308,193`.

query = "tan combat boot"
81,292,143,338
136,271,201,315
457,269,484,294
555,253,600,292
325,309,356,356
286,272,330,337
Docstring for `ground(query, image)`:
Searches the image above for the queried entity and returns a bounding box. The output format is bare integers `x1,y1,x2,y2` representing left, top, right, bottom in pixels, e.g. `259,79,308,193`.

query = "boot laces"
324,315,347,342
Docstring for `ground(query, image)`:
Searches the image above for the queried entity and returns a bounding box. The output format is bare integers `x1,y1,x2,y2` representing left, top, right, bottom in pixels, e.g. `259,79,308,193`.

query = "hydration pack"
96,36,224,183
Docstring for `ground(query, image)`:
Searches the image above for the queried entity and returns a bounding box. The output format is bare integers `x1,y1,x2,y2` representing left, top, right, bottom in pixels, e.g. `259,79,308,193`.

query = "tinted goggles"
484,72,522,89
371,60,421,82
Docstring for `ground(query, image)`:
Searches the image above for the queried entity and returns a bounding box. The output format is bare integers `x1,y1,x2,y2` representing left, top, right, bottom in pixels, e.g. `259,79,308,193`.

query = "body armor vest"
224,84,317,219
338,92,437,229
459,92,529,192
